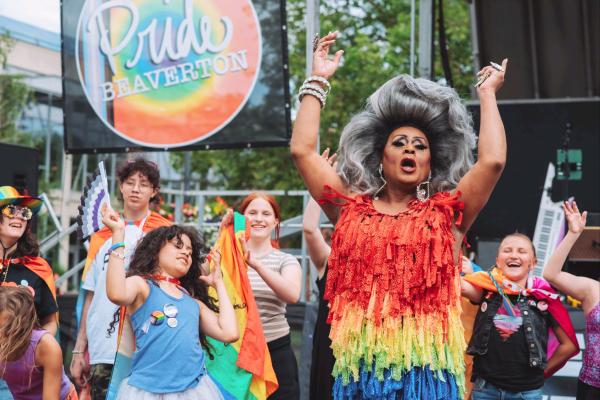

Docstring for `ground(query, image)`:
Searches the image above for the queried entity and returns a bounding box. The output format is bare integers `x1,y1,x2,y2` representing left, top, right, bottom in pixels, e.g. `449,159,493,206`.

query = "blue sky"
0,0,60,32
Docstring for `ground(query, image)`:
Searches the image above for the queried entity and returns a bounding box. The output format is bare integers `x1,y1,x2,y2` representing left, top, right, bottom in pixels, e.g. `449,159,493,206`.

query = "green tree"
180,0,473,218
0,33,33,145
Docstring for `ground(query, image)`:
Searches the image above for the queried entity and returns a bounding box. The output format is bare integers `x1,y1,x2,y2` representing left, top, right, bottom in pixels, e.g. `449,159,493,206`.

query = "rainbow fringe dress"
324,191,466,399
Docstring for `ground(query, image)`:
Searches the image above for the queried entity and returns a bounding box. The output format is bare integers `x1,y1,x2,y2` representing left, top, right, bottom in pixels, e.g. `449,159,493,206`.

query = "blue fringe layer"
333,363,459,400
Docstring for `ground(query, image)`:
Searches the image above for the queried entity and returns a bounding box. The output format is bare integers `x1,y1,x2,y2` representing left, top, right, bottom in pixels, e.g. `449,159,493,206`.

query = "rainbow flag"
205,212,278,399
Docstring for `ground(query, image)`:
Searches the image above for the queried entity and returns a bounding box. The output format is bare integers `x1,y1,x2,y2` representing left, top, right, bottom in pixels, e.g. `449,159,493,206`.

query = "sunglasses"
2,205,33,221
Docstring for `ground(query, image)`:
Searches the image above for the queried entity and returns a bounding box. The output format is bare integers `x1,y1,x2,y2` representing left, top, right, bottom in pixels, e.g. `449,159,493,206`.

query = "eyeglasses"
1,205,33,221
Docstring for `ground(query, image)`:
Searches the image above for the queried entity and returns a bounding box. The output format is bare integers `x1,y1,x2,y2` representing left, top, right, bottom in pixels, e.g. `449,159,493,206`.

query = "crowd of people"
0,33,598,400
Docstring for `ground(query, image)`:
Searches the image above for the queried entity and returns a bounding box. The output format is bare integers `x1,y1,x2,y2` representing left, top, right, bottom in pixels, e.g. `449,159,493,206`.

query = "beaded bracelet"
110,250,126,261
300,82,328,95
299,88,326,108
304,76,331,94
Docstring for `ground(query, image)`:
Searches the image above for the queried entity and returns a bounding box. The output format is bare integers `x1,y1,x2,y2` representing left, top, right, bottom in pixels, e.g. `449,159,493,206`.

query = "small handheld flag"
76,161,111,242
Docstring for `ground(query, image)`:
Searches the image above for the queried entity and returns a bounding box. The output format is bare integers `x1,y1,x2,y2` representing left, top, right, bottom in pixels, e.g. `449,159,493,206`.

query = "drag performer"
291,31,508,399
0,186,58,334
462,232,578,400
542,202,599,399
70,158,171,400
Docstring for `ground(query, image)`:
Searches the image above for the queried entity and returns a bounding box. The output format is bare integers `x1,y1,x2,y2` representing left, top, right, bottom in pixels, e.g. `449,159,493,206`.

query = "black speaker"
0,143,40,196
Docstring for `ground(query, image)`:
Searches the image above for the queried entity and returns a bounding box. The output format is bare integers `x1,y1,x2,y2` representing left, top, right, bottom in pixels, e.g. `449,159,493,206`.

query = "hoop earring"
416,171,432,202
374,164,387,200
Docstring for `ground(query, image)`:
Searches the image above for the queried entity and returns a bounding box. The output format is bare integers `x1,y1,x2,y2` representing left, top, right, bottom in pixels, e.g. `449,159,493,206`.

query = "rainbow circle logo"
75,0,262,148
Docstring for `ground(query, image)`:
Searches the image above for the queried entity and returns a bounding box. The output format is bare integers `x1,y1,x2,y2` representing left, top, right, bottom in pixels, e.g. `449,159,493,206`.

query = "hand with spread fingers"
311,31,344,80
563,201,587,235
475,58,508,94
239,237,260,271
199,250,223,288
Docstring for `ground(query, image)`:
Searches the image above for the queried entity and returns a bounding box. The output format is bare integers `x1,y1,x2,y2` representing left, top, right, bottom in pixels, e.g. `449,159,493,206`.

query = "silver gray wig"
336,75,476,195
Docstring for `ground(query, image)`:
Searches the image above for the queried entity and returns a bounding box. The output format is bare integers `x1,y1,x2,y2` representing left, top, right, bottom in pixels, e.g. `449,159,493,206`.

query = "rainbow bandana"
323,188,466,399
204,212,278,399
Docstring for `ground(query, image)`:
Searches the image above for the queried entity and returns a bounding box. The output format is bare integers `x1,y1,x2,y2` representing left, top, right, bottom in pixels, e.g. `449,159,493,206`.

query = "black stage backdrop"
475,0,600,99
468,99,599,241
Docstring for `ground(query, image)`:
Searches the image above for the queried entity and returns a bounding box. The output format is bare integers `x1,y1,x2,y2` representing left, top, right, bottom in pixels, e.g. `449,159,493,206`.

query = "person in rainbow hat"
0,186,58,400
0,186,57,334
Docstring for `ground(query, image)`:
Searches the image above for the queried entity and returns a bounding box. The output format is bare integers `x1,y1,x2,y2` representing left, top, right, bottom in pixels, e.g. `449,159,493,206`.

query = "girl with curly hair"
291,32,508,399
101,206,238,399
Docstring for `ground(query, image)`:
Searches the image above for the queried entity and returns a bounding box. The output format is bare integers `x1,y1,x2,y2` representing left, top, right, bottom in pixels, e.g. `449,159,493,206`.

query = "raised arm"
455,59,508,233
242,239,301,304
290,32,347,223
303,197,331,279
101,205,145,306
543,202,598,310
198,252,239,343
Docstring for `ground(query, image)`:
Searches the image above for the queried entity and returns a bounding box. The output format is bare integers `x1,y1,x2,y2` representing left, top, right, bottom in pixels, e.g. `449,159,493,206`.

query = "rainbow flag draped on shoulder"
205,212,278,399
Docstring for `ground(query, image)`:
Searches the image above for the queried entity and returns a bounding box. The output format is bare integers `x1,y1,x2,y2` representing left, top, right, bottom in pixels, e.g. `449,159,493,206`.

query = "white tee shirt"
81,223,145,365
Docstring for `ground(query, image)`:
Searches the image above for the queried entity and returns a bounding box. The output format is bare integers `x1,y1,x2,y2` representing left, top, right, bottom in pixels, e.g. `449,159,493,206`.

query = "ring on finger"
474,71,491,88
489,61,504,72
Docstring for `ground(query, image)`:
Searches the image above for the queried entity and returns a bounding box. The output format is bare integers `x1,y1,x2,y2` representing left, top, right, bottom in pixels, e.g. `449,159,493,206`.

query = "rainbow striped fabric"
205,212,278,399
323,189,466,399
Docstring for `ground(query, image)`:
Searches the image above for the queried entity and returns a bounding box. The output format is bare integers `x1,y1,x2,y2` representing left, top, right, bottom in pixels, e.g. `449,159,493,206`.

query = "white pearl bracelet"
304,76,331,94
298,88,326,108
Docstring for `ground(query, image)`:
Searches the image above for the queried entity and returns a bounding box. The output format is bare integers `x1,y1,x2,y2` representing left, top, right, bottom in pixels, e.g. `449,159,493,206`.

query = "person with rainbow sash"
0,186,59,400
291,31,508,399
70,159,171,400
462,232,579,399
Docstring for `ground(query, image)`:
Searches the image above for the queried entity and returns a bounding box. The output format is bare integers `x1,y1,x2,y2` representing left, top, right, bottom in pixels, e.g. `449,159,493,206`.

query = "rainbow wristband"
107,242,125,255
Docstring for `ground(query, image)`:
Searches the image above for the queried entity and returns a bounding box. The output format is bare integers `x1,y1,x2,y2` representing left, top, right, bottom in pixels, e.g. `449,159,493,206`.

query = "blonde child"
0,286,77,400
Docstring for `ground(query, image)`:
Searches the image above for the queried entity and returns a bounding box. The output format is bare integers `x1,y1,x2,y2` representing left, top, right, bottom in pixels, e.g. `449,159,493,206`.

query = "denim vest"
466,291,550,370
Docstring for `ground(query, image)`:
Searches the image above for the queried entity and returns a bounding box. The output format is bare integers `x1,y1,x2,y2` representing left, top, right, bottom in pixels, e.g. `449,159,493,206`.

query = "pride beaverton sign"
62,0,290,153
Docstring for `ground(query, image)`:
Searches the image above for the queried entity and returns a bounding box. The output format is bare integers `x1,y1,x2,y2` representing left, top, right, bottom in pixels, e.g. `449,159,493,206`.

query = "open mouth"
507,262,522,268
400,158,416,172
8,222,23,229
